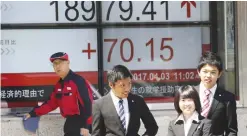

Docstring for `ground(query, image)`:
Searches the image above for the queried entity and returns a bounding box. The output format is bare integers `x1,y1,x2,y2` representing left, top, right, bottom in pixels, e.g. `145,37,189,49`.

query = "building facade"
1,1,247,135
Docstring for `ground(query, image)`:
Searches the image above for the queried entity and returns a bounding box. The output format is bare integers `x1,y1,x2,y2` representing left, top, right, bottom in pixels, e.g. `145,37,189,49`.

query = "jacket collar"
175,111,200,124
59,69,73,82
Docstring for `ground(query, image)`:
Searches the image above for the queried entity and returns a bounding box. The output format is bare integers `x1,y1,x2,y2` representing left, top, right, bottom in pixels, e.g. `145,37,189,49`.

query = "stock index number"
50,1,95,22
106,1,169,21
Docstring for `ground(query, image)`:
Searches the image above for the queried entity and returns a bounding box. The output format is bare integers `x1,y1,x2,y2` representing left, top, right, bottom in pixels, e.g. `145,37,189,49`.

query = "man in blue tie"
92,65,158,136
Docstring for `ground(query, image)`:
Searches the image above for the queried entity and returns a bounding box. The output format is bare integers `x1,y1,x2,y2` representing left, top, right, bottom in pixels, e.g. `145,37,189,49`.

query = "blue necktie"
119,99,126,133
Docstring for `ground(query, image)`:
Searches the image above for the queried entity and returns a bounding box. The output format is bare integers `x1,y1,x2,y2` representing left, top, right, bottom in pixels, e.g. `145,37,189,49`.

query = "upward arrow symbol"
181,1,196,18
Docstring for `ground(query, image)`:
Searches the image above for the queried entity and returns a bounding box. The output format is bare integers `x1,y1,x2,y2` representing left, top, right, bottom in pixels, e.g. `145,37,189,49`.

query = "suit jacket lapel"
207,87,222,118
187,120,201,136
194,85,200,93
173,122,185,136
126,94,134,134
106,93,125,135
194,85,220,118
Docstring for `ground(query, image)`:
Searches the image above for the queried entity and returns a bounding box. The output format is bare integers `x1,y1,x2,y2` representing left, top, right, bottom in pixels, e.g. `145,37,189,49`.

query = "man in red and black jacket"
25,52,93,136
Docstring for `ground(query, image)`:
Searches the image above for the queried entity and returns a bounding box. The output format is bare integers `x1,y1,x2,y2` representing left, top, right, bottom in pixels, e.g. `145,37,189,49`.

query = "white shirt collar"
199,83,217,96
174,111,199,124
110,90,130,130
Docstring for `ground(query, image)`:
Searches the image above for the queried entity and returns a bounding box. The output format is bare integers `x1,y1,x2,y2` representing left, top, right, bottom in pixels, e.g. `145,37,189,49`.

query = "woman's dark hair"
174,85,201,115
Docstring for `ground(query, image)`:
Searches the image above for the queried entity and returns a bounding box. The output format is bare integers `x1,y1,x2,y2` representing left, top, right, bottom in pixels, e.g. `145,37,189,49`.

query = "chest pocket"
55,86,78,106
56,91,73,97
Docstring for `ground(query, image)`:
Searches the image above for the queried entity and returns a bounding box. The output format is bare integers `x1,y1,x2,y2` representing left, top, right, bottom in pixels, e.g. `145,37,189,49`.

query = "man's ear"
218,71,223,78
109,82,114,89
197,70,201,77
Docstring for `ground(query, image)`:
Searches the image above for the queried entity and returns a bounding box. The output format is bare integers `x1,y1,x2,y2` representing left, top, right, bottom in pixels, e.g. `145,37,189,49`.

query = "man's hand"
24,113,31,120
80,128,89,136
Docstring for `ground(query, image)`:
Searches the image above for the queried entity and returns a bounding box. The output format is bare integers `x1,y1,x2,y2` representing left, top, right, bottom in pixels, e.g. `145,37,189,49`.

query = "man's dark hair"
197,51,223,73
107,65,133,85
174,85,201,115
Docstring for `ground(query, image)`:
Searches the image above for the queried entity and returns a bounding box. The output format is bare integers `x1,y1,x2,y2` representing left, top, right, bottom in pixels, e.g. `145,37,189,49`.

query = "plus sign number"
103,27,202,71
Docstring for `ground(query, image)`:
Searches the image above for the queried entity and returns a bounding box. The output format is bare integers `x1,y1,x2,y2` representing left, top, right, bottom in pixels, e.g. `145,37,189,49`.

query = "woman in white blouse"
167,85,212,136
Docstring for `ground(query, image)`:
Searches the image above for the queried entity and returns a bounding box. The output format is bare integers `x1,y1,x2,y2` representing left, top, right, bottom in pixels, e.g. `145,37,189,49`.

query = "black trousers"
64,132,81,136
64,115,81,136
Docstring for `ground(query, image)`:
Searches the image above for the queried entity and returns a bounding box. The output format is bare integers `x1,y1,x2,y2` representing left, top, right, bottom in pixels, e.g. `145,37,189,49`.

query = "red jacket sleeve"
29,89,58,117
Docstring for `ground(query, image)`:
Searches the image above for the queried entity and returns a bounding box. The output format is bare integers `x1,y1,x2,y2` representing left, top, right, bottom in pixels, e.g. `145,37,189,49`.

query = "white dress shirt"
110,91,130,129
199,83,217,110
175,111,200,136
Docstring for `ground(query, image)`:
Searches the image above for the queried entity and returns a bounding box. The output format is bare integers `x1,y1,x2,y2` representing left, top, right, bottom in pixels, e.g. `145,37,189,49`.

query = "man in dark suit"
196,51,238,136
92,65,158,136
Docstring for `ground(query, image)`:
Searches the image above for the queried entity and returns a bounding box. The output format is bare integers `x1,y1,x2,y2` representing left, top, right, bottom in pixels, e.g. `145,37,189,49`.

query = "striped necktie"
201,89,211,117
119,99,126,133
